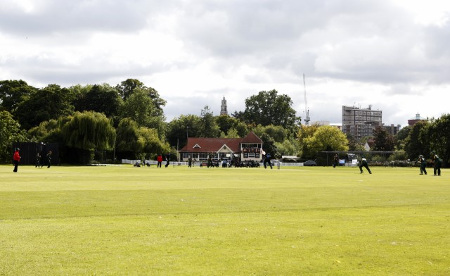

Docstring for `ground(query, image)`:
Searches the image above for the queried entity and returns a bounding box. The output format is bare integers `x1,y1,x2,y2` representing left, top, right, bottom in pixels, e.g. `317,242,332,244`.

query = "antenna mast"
303,74,310,125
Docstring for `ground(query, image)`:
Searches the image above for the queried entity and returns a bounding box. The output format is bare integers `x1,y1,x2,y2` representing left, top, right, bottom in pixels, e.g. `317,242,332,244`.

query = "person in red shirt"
13,148,21,172
157,154,163,168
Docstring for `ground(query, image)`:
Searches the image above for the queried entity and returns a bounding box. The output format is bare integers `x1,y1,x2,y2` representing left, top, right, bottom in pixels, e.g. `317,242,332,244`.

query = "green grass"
0,164,449,275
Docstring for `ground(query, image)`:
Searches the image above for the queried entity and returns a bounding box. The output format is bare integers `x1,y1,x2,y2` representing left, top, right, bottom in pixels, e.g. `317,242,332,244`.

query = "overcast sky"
1,0,449,126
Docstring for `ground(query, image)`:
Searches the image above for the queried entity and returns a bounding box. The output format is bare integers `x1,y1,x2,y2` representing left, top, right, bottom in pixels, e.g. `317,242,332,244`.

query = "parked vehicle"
303,160,317,166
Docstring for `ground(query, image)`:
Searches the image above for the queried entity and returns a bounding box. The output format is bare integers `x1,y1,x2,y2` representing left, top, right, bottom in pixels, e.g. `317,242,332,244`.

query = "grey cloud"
5,55,169,88
1,0,450,126
5,0,440,86
173,0,450,88
424,19,450,58
173,0,395,57
174,0,330,57
0,0,174,36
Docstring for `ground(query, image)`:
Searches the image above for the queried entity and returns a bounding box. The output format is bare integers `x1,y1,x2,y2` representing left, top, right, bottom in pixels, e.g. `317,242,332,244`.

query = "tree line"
0,79,448,166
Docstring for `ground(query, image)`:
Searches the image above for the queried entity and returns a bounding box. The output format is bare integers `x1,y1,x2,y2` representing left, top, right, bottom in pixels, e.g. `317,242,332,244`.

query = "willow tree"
116,118,144,159
61,111,116,163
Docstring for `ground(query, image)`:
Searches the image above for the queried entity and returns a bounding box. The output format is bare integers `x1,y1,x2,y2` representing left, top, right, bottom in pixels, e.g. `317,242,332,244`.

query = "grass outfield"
0,164,449,275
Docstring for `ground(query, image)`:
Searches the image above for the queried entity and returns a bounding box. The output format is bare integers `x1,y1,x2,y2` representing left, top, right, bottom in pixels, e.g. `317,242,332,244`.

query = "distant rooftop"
412,113,421,120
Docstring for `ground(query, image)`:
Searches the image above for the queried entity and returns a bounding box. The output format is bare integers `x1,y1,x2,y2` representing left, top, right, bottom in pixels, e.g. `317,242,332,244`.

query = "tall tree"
116,79,166,115
145,86,166,117
120,88,165,136
73,84,123,118
241,90,300,132
215,115,248,137
116,79,144,100
0,80,37,115
15,84,75,130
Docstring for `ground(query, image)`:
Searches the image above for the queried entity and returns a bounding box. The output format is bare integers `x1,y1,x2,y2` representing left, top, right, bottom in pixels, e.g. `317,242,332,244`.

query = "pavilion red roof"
179,132,262,153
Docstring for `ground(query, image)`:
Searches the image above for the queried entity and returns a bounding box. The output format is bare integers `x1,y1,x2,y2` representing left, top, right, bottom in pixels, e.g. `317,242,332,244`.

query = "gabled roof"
179,132,262,153
241,132,263,143
180,137,240,153
217,144,234,153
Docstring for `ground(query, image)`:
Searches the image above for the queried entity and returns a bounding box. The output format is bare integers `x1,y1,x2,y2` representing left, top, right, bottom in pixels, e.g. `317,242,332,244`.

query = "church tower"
220,96,228,116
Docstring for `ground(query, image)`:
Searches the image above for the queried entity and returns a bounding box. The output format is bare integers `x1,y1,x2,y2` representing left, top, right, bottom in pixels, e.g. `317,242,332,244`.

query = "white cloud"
391,0,450,26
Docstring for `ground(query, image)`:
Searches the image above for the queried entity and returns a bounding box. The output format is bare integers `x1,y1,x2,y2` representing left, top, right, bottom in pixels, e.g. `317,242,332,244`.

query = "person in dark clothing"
165,154,170,168
46,150,52,168
418,155,427,175
13,148,21,173
333,154,339,168
188,156,192,167
359,157,372,174
207,155,213,168
433,154,442,176
263,151,272,169
36,152,42,168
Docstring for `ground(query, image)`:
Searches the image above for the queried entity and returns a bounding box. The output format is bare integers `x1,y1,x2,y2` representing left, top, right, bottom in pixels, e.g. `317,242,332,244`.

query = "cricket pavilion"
179,132,263,163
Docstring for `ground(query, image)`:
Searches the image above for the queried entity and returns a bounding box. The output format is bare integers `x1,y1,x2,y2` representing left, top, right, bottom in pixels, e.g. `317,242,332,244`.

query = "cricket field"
0,164,449,275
